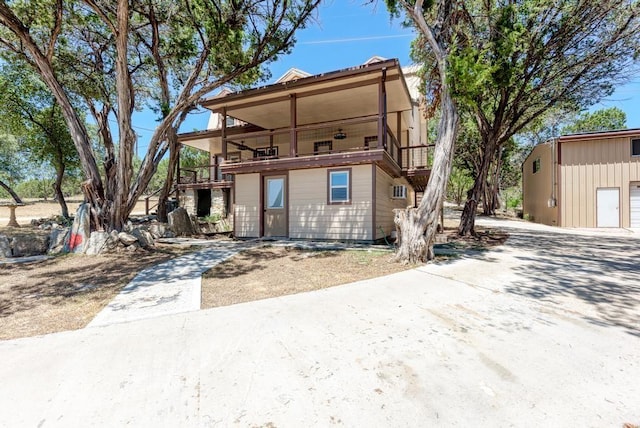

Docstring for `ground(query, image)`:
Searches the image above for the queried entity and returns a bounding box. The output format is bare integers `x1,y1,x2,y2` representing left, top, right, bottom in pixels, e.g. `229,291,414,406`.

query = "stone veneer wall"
211,189,225,218
178,188,229,219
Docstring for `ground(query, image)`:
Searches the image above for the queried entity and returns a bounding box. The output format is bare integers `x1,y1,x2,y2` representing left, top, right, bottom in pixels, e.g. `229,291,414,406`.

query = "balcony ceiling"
201,59,413,131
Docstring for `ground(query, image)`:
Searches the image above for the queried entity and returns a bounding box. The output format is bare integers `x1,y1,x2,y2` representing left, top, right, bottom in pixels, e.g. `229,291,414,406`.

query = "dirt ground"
201,247,412,309
1,199,507,340
0,197,154,225
201,225,507,310
0,245,190,340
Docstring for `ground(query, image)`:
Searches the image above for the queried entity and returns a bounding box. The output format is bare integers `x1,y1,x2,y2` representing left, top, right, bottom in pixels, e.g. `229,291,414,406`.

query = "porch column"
213,155,219,182
221,107,227,160
290,94,297,157
176,143,181,203
377,68,387,150
396,111,402,168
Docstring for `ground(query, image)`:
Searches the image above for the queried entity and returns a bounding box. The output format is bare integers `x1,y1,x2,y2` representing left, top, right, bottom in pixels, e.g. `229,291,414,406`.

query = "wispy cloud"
300,34,413,45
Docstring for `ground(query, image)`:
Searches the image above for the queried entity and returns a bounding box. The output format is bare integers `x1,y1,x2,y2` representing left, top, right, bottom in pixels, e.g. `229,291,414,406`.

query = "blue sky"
131,1,638,156
594,81,640,128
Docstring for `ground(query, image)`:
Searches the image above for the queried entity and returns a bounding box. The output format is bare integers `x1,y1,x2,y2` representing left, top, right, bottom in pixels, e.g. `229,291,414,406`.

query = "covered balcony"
177,58,432,192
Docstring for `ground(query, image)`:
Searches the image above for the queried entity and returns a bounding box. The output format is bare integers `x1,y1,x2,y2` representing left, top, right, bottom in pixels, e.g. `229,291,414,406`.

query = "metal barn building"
523,129,640,228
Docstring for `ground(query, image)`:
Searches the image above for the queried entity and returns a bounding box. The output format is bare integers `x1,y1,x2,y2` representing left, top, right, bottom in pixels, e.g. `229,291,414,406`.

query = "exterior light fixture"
333,129,347,140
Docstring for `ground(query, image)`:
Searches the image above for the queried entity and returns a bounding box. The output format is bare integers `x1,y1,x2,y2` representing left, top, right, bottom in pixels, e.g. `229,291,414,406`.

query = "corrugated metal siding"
522,143,558,225
560,137,640,227
234,173,260,237
288,165,373,240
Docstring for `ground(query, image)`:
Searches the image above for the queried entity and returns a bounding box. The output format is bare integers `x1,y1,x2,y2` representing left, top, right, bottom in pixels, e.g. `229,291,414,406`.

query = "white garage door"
631,183,640,228
596,188,620,228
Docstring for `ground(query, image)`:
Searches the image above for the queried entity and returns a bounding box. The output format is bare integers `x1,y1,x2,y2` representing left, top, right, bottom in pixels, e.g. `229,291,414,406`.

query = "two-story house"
175,57,432,241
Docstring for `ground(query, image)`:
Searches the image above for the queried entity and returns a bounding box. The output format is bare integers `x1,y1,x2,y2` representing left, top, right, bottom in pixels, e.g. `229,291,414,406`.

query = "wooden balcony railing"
400,144,434,171
219,117,422,169
176,164,234,188
177,117,432,187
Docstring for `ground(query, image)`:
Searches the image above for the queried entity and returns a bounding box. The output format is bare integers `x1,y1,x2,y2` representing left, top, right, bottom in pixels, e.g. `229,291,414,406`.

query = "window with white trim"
329,170,350,203
391,185,407,199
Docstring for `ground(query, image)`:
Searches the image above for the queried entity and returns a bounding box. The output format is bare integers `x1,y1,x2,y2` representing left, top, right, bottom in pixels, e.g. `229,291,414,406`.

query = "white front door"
596,188,620,228
630,183,640,228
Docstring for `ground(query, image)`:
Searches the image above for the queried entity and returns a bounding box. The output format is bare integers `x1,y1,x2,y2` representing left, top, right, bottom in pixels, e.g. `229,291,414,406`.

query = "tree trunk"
483,150,502,215
394,92,459,263
394,208,431,263
110,0,135,231
53,164,69,219
393,0,460,263
0,179,22,204
157,131,179,222
458,133,498,236
0,4,105,224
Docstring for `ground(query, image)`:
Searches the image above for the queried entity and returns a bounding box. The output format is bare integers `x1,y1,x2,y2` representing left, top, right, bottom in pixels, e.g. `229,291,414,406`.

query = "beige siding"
234,173,260,237
522,143,558,225
560,136,640,227
375,166,412,239
289,165,373,240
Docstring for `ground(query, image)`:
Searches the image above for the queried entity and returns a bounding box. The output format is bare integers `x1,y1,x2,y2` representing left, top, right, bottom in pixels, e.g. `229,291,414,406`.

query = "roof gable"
275,68,312,83
363,55,388,65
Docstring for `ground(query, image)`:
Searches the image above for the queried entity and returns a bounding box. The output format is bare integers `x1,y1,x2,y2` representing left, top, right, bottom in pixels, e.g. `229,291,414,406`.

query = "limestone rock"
215,219,232,233
11,234,49,257
118,232,138,246
66,203,91,253
85,231,110,255
131,228,154,248
48,228,70,255
125,242,140,252
147,223,167,239
190,215,201,234
197,222,214,234
0,235,11,258
168,207,195,236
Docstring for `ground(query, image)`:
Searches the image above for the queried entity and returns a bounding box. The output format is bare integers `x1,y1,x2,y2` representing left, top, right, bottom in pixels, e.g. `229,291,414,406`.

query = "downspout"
556,137,562,226
549,137,558,224
377,68,388,150
382,68,387,150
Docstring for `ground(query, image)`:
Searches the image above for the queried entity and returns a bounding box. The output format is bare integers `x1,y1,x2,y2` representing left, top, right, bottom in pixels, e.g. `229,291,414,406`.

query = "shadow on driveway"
501,229,640,337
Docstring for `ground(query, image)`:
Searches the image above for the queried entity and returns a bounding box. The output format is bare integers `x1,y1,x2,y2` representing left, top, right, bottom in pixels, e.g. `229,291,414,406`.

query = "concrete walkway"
0,221,638,426
89,241,255,327
88,239,391,327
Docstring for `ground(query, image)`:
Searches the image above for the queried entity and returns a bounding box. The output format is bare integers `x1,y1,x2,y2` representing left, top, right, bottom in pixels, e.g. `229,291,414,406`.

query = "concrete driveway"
0,219,638,427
